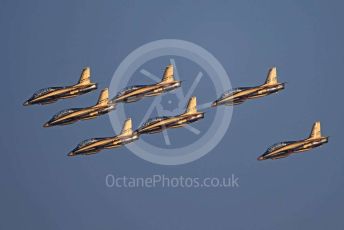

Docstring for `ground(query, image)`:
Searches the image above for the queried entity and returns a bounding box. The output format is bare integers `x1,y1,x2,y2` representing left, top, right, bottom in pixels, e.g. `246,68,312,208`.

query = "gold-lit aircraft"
68,118,139,156
137,96,204,134
258,121,329,161
111,64,181,103
43,88,115,127
23,67,97,106
212,67,285,106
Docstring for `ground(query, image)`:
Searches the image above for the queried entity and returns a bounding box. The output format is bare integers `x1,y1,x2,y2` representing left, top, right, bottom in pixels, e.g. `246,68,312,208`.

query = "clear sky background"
1,0,343,229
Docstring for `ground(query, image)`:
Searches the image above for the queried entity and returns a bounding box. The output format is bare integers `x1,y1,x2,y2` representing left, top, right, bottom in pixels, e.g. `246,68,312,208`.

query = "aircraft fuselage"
44,104,115,127
138,112,204,134
258,137,329,160
24,83,97,106
113,81,181,103
69,133,139,156
214,83,285,106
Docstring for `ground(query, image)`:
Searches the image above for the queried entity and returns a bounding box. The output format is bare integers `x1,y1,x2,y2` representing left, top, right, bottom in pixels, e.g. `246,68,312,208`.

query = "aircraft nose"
257,156,265,161
43,122,50,128
211,101,217,107
67,152,76,157
23,100,30,106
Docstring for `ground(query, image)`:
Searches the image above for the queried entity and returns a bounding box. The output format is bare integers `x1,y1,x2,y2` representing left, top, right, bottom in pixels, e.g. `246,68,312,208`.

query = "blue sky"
1,1,343,229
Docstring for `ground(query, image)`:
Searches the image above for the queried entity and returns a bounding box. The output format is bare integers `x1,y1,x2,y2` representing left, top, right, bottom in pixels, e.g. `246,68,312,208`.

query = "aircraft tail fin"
119,118,133,136
161,64,174,83
185,96,197,114
264,67,278,85
78,67,91,85
96,88,109,106
309,121,322,139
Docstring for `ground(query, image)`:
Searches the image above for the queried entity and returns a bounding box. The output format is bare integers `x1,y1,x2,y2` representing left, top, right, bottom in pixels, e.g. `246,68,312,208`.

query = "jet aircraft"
43,88,115,127
112,64,181,103
68,118,139,156
23,67,97,106
137,96,204,134
258,121,328,161
212,67,285,106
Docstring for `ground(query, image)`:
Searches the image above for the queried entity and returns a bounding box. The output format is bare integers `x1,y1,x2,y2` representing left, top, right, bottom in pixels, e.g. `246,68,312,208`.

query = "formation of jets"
24,64,328,160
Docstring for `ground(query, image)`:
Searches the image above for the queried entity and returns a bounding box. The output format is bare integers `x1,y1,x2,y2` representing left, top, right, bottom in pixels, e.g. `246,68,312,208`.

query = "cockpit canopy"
266,141,295,153
142,116,169,127
219,87,251,99
32,87,63,98
53,108,80,119
116,85,146,97
77,138,102,148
